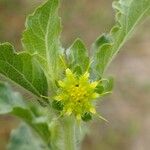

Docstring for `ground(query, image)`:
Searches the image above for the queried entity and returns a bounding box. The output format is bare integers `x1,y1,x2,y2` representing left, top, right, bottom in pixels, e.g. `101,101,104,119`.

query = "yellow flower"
54,68,100,121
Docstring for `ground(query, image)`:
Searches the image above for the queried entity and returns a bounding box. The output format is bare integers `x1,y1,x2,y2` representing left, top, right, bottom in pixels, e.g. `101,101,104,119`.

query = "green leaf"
67,39,90,75
92,34,112,53
0,82,26,114
92,0,150,78
22,0,63,80
52,100,64,111
95,77,114,96
102,77,114,97
0,43,48,98
7,123,48,150
0,82,38,124
0,82,51,144
106,77,114,91
82,112,92,122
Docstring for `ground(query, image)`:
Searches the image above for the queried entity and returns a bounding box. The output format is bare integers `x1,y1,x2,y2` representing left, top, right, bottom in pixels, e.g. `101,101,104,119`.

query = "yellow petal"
66,68,76,81
90,107,96,114
54,95,62,101
66,108,72,116
91,93,99,99
90,81,98,89
83,72,89,79
66,68,73,76
58,81,65,87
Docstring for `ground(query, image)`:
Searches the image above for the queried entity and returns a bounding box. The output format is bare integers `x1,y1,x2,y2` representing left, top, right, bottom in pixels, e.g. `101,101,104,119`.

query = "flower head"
53,68,102,121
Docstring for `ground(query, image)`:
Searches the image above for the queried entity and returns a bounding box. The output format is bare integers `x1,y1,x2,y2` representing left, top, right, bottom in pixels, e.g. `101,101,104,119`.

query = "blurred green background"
0,0,150,150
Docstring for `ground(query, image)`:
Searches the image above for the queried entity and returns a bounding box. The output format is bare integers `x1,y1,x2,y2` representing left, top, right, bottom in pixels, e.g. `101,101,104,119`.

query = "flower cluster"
53,68,103,121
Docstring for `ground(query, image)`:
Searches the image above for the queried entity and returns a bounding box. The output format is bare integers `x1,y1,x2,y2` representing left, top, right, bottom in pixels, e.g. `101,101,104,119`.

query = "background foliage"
0,0,150,150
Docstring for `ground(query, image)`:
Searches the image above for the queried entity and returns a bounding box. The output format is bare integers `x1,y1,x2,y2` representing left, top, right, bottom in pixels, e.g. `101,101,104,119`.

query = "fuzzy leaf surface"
67,39,89,75
93,0,150,78
0,82,51,144
22,0,63,80
0,43,48,98
0,82,26,114
7,123,48,150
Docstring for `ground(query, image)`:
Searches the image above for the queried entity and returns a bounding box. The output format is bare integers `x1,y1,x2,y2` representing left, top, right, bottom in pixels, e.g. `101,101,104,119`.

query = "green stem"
62,117,77,150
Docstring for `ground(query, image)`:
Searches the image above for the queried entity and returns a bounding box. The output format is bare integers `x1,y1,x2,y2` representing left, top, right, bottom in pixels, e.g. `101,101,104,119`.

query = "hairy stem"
62,117,77,150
